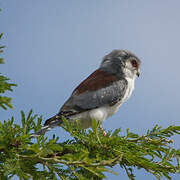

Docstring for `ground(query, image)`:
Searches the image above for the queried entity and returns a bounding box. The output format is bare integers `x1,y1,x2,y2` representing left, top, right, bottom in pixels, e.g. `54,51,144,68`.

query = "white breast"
123,77,135,102
107,77,135,117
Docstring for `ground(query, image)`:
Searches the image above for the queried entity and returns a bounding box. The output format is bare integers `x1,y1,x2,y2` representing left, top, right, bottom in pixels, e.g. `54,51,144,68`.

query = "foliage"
0,110,179,180
0,33,17,110
0,22,179,180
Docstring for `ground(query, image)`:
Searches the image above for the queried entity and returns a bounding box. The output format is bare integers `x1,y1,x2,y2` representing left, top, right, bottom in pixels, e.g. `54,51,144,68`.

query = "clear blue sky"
1,1,180,179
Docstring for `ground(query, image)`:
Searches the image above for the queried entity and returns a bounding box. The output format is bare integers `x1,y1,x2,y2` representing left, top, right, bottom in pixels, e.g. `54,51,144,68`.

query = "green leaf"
0,58,4,64
0,32,17,110
0,110,180,179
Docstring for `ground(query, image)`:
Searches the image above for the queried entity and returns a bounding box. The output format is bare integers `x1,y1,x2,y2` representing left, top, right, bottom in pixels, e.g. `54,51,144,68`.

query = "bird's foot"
99,125,107,136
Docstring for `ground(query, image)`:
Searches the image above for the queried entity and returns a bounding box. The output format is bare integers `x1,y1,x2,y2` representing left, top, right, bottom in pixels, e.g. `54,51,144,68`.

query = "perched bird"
35,50,141,135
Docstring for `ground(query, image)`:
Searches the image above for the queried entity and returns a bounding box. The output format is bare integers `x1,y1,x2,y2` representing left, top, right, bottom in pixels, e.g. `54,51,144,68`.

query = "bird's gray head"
100,50,141,79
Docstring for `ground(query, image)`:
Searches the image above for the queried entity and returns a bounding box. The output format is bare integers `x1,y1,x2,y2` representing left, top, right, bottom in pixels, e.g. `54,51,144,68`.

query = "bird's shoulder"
72,68,123,96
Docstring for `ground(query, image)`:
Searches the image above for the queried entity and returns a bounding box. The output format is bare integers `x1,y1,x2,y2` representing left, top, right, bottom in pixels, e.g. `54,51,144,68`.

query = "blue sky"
1,1,180,179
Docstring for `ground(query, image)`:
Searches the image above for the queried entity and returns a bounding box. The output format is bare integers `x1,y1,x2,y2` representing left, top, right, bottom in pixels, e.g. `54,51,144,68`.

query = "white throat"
124,68,137,80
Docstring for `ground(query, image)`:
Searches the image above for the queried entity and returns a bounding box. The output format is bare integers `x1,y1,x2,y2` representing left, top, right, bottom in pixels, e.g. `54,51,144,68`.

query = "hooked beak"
136,71,140,77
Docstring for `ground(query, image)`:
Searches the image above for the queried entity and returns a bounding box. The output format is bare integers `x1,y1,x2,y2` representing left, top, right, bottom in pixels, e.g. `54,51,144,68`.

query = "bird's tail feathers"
31,115,63,137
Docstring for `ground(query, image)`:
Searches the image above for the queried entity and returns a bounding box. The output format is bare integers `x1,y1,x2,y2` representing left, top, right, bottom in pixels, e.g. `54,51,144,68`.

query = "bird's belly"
89,107,109,123
71,107,108,129
108,101,123,117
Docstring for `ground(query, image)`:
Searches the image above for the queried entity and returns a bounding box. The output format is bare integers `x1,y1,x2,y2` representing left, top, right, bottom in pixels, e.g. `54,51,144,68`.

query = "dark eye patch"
131,60,138,67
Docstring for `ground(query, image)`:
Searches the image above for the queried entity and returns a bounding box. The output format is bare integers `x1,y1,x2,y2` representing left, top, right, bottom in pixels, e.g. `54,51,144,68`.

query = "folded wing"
59,69,128,117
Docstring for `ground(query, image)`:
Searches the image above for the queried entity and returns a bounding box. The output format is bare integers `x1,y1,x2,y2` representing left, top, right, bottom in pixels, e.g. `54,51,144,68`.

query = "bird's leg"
99,125,107,136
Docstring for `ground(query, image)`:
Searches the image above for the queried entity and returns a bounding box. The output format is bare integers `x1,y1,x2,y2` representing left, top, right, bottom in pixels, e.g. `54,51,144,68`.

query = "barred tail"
31,115,63,137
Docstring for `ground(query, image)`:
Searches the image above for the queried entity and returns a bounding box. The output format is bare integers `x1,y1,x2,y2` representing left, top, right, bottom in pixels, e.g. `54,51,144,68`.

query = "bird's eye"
131,60,138,68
